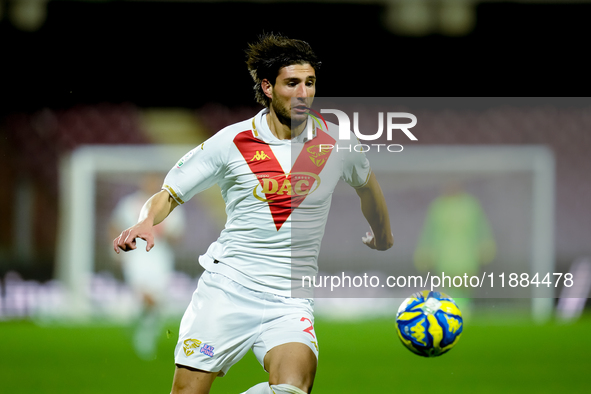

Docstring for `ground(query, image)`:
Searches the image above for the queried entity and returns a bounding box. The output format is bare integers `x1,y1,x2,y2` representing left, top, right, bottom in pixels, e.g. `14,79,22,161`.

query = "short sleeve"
341,135,372,188
163,133,226,204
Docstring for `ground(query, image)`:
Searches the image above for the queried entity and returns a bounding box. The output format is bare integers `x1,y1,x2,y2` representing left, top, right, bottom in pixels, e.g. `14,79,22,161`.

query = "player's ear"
261,79,273,100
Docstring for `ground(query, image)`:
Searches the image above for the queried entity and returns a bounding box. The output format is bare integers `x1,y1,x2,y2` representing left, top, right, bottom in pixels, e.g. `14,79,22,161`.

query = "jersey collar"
252,108,317,143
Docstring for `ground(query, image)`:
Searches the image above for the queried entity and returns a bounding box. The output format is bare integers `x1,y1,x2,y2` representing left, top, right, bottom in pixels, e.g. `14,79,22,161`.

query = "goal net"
313,145,554,321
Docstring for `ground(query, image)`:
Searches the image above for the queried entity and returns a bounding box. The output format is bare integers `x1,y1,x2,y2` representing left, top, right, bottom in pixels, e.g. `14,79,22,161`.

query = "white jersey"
163,108,371,297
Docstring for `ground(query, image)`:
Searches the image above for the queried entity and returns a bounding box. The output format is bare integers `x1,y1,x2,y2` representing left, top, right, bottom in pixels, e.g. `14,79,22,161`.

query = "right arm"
112,190,178,254
114,131,225,254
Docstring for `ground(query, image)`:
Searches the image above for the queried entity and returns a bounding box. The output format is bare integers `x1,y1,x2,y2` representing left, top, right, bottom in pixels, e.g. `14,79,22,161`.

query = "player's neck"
266,112,305,140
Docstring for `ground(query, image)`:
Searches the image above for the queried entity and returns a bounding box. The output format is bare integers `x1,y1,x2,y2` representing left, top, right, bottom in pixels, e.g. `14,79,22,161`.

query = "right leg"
246,298,319,394
171,364,219,394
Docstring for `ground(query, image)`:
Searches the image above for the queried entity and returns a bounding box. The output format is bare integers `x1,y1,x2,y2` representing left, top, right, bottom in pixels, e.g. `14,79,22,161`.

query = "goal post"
55,145,195,317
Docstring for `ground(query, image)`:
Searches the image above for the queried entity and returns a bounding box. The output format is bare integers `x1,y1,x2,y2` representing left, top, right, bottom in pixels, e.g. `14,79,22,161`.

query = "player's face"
268,63,316,127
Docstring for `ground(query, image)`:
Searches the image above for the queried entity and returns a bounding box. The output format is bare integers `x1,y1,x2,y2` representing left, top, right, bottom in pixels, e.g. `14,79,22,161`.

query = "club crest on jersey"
307,144,331,167
251,150,270,161
183,338,202,356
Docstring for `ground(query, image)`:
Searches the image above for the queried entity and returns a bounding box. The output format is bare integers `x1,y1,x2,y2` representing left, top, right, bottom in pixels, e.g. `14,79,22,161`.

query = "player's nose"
295,83,309,98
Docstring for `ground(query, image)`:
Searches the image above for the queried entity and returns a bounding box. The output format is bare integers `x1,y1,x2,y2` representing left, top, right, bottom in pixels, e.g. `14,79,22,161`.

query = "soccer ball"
395,290,463,357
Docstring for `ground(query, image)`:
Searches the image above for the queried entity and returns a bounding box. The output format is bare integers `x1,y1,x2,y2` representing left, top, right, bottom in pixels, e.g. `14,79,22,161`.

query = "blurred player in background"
111,174,185,360
113,33,393,394
414,180,496,315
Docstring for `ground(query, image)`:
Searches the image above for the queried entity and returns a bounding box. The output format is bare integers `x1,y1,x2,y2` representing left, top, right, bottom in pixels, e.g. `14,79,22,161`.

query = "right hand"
113,221,155,254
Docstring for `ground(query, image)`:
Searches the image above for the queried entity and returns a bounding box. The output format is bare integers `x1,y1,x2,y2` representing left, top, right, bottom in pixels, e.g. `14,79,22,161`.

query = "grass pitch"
1,313,590,393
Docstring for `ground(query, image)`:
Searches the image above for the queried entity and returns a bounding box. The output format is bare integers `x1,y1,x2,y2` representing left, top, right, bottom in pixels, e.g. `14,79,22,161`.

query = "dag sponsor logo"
306,107,417,152
253,172,321,203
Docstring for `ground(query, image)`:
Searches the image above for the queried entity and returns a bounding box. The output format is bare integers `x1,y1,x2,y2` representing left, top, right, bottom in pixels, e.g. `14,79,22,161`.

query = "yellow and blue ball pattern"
396,290,463,357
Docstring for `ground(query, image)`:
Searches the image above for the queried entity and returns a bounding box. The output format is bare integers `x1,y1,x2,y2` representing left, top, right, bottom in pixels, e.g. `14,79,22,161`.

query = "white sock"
241,382,273,394
270,384,307,394
241,383,307,394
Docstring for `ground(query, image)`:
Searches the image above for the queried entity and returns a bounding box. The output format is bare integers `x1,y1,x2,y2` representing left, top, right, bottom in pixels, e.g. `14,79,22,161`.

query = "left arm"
355,172,393,251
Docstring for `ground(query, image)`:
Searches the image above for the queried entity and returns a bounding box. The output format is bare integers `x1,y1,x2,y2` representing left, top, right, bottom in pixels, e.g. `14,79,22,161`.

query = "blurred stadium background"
1,1,590,393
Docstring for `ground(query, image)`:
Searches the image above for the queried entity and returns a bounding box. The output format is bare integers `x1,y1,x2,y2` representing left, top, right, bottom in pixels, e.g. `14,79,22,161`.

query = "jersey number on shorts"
300,317,316,339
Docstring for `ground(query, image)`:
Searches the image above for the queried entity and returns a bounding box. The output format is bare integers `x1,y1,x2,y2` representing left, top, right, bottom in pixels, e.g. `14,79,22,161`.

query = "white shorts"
174,271,319,376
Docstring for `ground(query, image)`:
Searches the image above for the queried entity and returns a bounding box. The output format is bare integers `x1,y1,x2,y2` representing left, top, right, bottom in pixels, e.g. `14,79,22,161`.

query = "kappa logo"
307,145,331,167
183,338,202,357
445,315,462,334
410,318,427,346
250,150,270,161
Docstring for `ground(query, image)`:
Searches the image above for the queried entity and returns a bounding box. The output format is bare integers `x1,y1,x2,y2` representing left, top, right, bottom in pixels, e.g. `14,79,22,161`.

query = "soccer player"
110,174,185,360
113,33,393,394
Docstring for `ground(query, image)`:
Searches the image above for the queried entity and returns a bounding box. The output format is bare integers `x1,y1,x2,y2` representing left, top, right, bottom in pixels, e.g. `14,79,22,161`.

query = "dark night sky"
2,1,589,113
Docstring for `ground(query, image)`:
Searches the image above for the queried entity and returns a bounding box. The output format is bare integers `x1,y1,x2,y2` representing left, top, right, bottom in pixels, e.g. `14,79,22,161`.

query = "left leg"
132,291,162,360
171,364,219,394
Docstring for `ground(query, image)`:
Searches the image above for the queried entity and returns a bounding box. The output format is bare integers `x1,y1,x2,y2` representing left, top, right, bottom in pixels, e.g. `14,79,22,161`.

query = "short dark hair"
246,33,321,107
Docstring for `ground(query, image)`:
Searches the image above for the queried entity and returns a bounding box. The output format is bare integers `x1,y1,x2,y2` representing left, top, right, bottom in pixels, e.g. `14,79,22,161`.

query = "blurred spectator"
414,181,496,315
